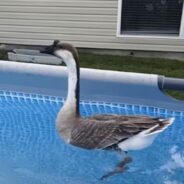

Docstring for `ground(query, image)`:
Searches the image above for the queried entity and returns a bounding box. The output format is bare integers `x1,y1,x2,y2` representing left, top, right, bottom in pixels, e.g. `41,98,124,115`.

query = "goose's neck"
64,57,80,116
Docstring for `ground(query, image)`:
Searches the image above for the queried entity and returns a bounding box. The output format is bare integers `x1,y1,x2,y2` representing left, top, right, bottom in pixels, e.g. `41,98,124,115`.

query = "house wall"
0,0,184,52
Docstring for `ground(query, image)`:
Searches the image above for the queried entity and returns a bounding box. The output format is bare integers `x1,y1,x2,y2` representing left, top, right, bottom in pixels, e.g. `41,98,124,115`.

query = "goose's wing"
88,114,150,122
70,115,170,150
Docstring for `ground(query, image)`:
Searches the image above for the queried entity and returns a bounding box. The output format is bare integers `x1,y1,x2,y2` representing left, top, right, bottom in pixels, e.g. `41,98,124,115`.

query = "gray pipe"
158,76,184,91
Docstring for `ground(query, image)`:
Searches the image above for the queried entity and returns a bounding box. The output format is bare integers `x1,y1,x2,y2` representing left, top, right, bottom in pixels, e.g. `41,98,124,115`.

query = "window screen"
121,0,184,36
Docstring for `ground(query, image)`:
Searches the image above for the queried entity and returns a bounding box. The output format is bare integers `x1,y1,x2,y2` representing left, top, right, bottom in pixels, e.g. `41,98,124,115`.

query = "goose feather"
70,115,173,150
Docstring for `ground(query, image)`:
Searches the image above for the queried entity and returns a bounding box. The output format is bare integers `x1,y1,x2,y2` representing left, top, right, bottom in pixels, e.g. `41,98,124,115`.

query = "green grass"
0,50,8,60
79,52,184,78
0,50,184,100
79,52,184,100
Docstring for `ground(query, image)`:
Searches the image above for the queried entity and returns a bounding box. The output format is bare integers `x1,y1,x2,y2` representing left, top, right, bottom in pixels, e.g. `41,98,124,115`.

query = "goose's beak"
40,45,54,55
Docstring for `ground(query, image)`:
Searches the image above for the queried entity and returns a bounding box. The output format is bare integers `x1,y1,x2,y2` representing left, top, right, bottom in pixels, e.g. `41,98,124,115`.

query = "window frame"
117,0,184,39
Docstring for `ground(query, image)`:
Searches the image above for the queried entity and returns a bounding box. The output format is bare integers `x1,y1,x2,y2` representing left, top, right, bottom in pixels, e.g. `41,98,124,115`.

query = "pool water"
0,91,183,184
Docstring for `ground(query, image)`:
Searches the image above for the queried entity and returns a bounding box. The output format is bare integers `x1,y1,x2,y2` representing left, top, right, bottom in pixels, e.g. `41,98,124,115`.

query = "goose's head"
41,40,79,65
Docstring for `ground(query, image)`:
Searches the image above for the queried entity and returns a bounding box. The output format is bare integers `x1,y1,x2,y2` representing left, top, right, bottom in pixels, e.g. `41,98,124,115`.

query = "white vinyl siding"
0,0,184,52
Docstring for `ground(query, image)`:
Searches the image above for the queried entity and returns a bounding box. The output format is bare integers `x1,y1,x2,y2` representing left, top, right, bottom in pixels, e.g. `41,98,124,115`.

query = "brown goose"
41,40,174,179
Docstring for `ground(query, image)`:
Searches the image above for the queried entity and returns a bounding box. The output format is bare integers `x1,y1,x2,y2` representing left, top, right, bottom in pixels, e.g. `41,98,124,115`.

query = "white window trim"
117,0,184,39
179,1,184,37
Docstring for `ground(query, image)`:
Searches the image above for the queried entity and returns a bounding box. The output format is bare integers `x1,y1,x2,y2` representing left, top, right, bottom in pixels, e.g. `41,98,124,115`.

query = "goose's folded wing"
70,115,162,149
88,114,152,122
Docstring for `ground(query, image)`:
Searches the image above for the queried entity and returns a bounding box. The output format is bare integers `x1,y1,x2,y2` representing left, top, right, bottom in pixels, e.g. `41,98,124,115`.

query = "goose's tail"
118,117,175,151
142,117,175,136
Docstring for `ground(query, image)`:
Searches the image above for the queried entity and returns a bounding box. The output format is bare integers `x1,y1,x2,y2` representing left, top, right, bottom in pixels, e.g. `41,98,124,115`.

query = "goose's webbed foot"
100,156,132,180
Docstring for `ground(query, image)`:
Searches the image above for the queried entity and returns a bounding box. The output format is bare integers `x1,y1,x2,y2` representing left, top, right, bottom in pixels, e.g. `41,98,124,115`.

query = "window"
117,0,184,37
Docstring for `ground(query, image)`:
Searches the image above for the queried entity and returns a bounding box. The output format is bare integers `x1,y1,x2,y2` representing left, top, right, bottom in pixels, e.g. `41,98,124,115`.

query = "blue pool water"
0,91,183,184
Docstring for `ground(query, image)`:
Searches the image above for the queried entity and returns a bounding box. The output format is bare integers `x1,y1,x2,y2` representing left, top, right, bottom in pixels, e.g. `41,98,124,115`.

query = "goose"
41,40,175,179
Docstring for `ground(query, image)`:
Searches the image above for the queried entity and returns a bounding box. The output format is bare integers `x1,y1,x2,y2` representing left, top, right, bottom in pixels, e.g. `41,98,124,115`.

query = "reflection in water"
160,146,184,174
164,180,183,184
158,145,184,184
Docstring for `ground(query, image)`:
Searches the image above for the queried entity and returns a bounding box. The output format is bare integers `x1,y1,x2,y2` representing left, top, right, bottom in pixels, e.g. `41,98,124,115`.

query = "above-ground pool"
0,91,183,184
0,61,183,184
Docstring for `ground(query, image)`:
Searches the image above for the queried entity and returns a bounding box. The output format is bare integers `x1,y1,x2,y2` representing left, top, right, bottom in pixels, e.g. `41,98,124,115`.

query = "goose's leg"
100,156,132,180
100,148,132,180
115,148,132,167
115,147,128,156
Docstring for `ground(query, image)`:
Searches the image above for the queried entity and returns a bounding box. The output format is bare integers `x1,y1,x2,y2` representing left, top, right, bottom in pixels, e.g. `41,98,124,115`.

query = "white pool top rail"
0,60,183,111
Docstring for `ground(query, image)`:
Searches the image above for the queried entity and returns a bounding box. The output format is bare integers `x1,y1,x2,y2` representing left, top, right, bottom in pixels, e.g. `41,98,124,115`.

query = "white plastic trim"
116,0,122,37
8,52,62,65
179,1,184,38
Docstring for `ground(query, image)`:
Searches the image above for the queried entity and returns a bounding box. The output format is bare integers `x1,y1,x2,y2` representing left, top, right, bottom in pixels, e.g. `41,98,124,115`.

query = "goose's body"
69,115,174,151
41,40,174,179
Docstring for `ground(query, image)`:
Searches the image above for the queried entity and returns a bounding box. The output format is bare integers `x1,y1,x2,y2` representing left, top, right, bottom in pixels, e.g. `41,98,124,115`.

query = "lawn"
0,50,184,100
79,52,184,100
0,50,8,60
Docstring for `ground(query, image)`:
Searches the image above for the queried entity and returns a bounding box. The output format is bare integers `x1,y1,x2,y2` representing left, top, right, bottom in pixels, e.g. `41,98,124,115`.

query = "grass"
0,50,8,60
79,52,184,78
79,52,184,100
0,50,183,100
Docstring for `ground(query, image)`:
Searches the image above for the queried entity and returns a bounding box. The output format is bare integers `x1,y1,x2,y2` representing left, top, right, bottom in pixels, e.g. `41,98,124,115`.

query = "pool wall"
0,60,183,111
